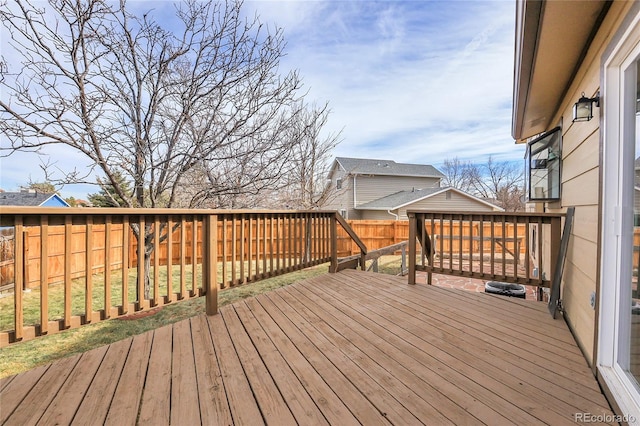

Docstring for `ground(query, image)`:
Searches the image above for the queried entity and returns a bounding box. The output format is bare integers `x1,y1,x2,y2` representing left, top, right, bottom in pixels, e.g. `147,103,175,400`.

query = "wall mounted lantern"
572,91,600,122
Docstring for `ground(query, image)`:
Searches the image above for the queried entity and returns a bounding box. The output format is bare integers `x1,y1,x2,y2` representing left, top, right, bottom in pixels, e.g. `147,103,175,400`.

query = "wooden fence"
338,220,532,258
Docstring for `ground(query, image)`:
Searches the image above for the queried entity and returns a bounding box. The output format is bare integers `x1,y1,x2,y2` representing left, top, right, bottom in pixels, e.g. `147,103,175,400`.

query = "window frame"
526,126,562,202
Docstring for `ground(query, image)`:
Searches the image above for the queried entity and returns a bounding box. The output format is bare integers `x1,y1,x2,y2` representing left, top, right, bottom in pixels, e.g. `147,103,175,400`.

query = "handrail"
407,210,564,292
337,241,407,274
0,209,362,346
330,214,367,272
334,214,367,255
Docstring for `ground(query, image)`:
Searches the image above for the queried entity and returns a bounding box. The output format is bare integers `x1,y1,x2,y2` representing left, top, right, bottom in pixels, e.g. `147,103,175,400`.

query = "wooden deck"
0,270,615,425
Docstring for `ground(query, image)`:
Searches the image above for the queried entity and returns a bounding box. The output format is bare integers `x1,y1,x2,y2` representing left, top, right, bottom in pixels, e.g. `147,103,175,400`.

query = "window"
336,179,342,190
526,127,562,202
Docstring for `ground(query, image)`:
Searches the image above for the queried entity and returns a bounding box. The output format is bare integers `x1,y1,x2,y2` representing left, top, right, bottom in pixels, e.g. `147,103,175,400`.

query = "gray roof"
335,157,445,178
356,188,445,210
0,191,59,206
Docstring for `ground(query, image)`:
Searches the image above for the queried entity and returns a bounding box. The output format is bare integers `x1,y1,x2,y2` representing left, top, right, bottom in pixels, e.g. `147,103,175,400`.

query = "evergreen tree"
25,181,57,193
88,173,132,207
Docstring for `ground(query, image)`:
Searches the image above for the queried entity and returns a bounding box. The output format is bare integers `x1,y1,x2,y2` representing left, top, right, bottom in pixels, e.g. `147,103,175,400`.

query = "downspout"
353,174,358,209
387,210,399,221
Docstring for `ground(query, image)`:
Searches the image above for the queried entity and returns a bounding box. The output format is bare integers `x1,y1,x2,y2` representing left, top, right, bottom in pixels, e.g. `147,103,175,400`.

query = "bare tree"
441,157,472,191
276,102,341,209
1,0,329,297
465,156,525,211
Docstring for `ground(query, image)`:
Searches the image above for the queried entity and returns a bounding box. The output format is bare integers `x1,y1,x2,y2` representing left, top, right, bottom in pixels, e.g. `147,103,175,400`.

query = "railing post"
330,214,338,273
305,215,312,264
401,244,407,276
41,216,50,332
14,216,24,341
64,215,72,329
549,215,562,284
205,214,218,315
408,212,416,285
137,215,146,310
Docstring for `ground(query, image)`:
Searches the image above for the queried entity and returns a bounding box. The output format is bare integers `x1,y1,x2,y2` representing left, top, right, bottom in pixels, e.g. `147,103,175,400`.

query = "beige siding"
396,191,497,219
323,165,441,220
359,210,399,220
355,191,498,221
354,175,440,205
540,1,634,365
323,165,359,219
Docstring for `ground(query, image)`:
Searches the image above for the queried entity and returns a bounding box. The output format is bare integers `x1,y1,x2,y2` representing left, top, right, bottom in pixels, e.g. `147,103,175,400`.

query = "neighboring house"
512,1,640,421
0,191,70,207
324,157,502,219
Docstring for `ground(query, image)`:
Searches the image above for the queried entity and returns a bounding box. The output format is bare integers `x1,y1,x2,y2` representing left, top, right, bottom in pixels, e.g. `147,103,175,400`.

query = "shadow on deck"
0,270,614,425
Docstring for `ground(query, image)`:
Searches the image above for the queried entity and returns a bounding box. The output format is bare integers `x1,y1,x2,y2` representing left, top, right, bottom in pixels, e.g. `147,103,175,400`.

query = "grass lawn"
0,264,205,332
0,264,328,378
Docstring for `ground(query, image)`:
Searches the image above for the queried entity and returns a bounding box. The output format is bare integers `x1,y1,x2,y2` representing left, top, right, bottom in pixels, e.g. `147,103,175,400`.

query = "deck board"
297,274,547,425
170,319,201,426
0,364,49,423
243,296,363,426
233,301,330,425
105,331,153,425
5,355,79,425
37,345,108,425
347,272,603,393
190,314,233,426
250,293,390,426
71,337,132,425
137,324,172,425
315,272,613,421
287,283,479,424
0,270,616,425
206,313,264,425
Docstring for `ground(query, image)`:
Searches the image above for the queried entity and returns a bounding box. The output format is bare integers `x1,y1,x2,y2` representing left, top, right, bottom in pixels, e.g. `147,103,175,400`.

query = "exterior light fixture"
572,91,600,122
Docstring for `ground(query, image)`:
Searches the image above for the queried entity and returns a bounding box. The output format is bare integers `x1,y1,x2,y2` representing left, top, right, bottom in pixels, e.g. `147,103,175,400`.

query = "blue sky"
0,0,522,199
251,1,520,159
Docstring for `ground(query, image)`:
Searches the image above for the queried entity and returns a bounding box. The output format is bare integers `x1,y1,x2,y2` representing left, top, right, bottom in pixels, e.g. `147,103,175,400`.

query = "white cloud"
1,0,522,199
249,0,521,166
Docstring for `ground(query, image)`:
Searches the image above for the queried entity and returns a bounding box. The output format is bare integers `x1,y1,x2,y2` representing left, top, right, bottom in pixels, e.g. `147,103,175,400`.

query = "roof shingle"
335,157,445,178
0,192,59,206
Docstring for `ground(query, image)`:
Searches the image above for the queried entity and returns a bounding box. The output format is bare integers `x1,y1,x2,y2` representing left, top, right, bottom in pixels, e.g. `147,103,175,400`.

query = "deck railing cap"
0,206,342,216
406,209,566,218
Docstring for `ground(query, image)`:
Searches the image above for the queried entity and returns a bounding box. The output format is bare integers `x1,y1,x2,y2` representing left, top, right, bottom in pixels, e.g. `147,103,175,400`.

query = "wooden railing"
407,211,564,288
0,208,366,346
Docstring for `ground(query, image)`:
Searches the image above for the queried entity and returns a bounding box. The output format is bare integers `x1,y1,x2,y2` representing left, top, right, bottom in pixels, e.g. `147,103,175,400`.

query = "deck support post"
205,214,218,315
329,214,338,273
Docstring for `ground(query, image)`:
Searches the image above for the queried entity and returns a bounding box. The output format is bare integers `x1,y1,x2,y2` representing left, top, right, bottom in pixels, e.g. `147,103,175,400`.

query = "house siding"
324,166,441,220
359,210,398,220
356,191,499,221
41,195,69,207
540,0,634,365
396,191,497,219
325,164,358,219
354,175,440,205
